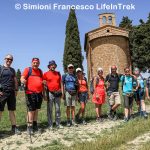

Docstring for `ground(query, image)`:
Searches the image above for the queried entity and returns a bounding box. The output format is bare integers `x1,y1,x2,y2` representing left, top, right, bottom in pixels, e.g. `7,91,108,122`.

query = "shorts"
26,93,43,111
108,92,121,105
0,90,16,111
65,91,76,107
134,89,145,101
123,95,133,109
78,92,88,103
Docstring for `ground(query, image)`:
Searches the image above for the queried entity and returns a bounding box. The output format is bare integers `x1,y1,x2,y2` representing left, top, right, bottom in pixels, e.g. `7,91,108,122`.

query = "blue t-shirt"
62,73,77,91
120,75,134,95
137,75,144,89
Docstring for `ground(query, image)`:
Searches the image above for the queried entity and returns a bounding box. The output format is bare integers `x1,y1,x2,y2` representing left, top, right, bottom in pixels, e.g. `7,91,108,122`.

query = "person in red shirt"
21,58,43,134
75,68,89,125
43,60,63,129
92,68,105,122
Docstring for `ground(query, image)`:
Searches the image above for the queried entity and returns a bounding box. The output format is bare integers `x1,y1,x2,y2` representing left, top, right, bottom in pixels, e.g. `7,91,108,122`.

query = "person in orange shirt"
43,60,63,130
75,68,89,125
21,58,43,135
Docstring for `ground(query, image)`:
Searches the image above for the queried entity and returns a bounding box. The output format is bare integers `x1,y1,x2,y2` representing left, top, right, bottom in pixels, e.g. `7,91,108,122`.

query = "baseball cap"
32,58,40,62
76,68,82,72
68,64,74,68
97,67,103,72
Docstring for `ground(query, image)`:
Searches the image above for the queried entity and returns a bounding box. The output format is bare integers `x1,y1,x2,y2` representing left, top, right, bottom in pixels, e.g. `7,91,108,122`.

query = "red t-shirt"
22,67,43,94
43,71,61,92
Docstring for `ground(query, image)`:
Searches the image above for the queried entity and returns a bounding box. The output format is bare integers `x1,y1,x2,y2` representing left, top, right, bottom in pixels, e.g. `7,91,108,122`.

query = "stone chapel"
84,13,131,79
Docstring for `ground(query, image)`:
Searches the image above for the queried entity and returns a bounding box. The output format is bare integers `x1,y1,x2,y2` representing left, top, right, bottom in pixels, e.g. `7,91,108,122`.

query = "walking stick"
23,84,33,144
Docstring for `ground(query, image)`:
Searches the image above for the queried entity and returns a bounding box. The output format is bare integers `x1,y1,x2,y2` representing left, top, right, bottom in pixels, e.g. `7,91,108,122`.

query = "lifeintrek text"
15,3,136,11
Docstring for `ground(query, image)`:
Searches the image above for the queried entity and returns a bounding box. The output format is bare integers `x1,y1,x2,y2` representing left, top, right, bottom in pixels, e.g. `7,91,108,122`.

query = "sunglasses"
125,70,130,73
5,58,13,61
68,67,74,69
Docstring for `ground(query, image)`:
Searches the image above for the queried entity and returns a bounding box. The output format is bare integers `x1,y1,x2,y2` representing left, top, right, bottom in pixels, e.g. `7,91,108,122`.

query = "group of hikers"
0,54,150,135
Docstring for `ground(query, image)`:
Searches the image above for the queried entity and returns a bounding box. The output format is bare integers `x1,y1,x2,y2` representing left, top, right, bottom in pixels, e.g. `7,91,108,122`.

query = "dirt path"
1,105,150,150
0,119,122,150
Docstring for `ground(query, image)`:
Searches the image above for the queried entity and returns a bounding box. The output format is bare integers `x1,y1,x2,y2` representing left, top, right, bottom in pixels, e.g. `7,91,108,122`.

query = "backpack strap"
26,67,43,80
0,65,4,79
26,67,32,80
62,73,68,84
83,76,88,89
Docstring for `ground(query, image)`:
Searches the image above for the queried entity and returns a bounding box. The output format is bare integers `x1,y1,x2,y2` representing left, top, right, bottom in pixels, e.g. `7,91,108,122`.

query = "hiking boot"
56,125,64,129
96,117,103,123
123,117,128,122
143,112,148,119
108,113,114,120
113,115,118,121
82,119,87,125
27,126,34,135
33,126,42,134
129,114,134,120
11,127,21,135
71,120,78,127
67,120,71,127
48,126,54,131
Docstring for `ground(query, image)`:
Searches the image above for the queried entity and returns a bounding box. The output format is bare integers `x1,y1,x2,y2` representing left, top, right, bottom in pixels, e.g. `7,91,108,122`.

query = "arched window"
102,16,107,24
108,16,112,24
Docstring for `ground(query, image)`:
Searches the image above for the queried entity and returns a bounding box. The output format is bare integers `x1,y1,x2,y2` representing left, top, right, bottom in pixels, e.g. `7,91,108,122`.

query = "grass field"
1,92,150,150
0,91,126,131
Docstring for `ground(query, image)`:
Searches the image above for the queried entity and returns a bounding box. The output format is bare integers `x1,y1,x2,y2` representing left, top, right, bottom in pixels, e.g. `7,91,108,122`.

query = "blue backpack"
62,73,78,91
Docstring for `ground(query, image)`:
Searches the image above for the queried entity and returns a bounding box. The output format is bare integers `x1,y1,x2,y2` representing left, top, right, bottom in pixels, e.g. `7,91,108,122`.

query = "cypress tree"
63,9,83,73
16,69,21,86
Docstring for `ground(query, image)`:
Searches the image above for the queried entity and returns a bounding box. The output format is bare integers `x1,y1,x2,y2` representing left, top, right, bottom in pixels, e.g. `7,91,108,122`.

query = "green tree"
63,9,83,73
130,13,150,70
16,69,21,86
119,16,133,68
119,16,133,30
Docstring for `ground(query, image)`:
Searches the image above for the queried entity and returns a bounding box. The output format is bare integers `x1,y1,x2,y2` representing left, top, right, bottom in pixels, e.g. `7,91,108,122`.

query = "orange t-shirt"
22,67,43,94
78,79,88,93
43,71,61,92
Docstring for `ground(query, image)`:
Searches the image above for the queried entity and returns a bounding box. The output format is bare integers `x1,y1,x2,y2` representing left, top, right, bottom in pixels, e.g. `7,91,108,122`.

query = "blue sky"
0,0,150,75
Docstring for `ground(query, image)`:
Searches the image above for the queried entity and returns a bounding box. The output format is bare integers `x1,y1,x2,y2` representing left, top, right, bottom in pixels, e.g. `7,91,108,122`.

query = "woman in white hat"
92,68,105,122
75,68,89,125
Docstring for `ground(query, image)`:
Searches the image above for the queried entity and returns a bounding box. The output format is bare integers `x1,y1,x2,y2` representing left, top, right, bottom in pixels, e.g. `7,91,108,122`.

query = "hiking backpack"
62,73,79,91
121,75,137,90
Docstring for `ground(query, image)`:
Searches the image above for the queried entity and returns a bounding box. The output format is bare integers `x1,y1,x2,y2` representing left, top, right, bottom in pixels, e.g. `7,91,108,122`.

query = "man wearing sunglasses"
0,54,21,134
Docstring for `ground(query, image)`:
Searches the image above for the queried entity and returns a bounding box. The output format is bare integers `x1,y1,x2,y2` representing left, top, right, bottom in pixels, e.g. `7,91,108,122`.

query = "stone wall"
88,35,131,78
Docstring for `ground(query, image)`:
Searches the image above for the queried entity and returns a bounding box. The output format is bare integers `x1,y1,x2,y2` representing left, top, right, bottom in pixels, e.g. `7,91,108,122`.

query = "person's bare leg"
111,104,120,111
33,109,38,121
66,106,70,120
9,111,16,125
98,105,102,117
71,106,75,120
95,104,100,118
124,108,129,119
27,111,35,126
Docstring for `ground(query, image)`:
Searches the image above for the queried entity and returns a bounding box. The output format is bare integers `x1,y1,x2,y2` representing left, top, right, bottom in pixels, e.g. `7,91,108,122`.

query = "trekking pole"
23,84,33,144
